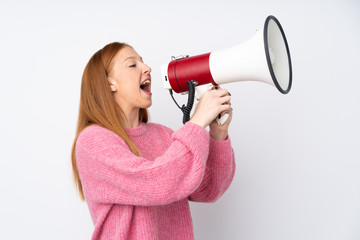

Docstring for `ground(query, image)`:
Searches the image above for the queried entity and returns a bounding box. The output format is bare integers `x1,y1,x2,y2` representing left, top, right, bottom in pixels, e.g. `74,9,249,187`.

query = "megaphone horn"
161,15,292,124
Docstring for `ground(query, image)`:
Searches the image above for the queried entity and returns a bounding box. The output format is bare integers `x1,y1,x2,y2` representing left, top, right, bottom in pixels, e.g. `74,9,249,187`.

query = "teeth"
141,80,151,87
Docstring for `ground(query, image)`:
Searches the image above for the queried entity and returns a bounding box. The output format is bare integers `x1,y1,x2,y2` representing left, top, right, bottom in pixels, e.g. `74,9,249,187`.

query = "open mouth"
140,79,151,93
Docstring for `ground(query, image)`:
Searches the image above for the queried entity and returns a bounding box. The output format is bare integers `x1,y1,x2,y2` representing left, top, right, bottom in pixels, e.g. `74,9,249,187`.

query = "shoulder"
77,124,119,142
76,124,125,153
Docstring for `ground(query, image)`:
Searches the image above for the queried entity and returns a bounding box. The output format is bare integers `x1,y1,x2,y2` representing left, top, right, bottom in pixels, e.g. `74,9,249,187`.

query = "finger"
216,89,231,97
212,86,230,94
219,103,232,113
209,90,228,100
220,111,232,119
210,85,230,96
210,85,219,90
219,95,231,104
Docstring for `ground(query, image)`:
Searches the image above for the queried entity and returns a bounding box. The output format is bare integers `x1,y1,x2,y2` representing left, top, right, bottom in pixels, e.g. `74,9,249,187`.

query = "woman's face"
108,46,152,114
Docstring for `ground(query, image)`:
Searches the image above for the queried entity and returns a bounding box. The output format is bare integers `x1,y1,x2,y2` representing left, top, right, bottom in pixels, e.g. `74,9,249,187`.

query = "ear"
108,77,117,92
110,81,117,92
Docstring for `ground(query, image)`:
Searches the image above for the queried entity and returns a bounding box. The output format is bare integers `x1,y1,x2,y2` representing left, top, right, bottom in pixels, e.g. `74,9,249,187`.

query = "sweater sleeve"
188,135,236,203
75,122,210,206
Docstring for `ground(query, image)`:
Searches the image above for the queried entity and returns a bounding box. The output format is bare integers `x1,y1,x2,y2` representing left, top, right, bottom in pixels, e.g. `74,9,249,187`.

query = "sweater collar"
126,122,147,137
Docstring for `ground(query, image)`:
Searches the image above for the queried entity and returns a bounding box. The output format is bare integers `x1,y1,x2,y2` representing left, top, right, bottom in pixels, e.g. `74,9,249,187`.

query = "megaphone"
160,15,292,125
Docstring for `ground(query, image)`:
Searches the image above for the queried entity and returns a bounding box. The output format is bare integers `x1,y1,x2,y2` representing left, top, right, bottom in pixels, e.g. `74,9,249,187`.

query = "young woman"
71,42,235,240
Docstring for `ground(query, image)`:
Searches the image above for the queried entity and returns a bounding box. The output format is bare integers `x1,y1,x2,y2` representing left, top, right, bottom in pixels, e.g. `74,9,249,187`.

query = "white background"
1,0,359,239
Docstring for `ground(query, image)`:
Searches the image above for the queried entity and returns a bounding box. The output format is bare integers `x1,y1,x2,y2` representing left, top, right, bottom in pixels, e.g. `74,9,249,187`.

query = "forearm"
188,136,236,202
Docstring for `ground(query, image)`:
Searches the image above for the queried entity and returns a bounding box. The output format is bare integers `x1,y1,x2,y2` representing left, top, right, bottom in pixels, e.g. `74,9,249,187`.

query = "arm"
188,136,236,203
189,85,235,202
76,122,209,206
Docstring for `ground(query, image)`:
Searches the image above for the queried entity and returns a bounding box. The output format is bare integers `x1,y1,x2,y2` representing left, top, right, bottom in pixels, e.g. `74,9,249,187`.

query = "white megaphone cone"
161,15,292,125
209,15,292,93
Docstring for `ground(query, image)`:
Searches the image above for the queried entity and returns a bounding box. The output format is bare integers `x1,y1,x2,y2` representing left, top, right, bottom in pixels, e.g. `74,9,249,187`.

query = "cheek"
117,83,142,105
117,75,139,93
121,82,138,92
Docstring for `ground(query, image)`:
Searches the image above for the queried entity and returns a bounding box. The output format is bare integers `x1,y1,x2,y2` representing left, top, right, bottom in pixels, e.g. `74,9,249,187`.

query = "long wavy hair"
71,42,148,200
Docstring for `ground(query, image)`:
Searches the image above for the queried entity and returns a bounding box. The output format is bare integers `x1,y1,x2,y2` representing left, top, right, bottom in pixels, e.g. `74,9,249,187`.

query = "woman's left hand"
209,87,233,141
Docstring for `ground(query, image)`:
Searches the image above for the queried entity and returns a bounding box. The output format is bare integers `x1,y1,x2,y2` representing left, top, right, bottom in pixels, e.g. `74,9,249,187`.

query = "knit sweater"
76,121,236,240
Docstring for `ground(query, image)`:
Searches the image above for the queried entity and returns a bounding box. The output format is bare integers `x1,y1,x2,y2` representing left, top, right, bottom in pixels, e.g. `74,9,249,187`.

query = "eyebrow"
123,56,143,62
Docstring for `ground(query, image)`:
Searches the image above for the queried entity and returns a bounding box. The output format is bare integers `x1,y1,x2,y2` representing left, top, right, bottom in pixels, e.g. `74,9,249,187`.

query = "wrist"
189,118,207,128
210,130,228,141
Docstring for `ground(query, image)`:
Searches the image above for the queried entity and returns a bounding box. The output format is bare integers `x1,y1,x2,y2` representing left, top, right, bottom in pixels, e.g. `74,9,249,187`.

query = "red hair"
71,42,148,200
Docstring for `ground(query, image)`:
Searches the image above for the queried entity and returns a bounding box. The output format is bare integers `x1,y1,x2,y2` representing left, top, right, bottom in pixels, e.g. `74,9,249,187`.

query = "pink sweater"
76,121,235,240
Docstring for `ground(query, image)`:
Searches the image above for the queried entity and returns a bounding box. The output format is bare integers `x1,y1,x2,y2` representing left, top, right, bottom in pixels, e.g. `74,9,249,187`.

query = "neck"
122,107,140,128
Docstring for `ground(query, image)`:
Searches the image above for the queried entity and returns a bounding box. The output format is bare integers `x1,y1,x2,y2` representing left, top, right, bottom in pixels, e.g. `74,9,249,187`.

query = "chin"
141,100,152,109
145,102,152,108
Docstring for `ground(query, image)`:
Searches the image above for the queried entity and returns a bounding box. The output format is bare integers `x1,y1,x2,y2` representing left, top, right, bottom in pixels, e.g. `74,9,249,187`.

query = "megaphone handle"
216,113,230,126
194,84,230,126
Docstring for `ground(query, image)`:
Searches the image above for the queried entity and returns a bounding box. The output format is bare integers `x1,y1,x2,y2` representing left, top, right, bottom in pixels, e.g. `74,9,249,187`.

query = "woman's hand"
189,86,232,131
209,86,232,141
209,108,232,141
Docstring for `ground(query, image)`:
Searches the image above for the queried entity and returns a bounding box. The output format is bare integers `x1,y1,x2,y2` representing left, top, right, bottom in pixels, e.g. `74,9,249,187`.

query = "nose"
143,63,152,74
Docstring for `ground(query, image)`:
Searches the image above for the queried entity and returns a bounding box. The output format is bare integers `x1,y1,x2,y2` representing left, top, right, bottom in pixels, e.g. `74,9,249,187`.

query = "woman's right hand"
189,87,232,128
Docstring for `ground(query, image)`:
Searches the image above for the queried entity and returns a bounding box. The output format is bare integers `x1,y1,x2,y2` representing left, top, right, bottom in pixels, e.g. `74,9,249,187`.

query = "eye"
129,64,136,68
